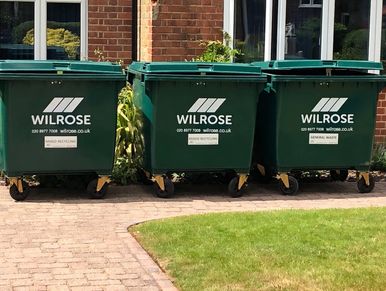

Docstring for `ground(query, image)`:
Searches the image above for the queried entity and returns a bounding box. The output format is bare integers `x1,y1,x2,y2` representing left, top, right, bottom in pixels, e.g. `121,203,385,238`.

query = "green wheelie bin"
252,60,386,195
128,62,266,198
0,60,125,200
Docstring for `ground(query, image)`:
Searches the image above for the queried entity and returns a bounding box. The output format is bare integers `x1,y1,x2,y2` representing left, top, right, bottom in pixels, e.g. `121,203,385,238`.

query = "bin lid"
251,60,383,71
129,61,262,75
0,60,124,75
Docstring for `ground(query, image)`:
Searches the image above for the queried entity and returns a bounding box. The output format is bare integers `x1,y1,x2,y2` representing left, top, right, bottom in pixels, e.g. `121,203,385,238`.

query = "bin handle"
52,62,71,69
197,64,214,71
322,60,337,67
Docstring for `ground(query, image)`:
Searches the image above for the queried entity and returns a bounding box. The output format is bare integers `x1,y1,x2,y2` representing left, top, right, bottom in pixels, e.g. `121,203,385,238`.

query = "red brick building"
0,0,386,141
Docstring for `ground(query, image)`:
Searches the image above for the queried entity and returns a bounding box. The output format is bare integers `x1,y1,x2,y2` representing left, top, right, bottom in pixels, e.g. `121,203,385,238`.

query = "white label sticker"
309,133,339,145
44,136,77,148
188,133,219,145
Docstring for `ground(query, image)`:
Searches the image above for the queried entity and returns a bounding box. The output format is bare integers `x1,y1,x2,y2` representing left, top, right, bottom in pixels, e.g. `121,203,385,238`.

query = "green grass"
130,208,386,291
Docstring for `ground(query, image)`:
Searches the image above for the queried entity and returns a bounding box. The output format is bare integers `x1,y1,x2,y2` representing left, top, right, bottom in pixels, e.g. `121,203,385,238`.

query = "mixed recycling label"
30,97,92,148
175,97,233,145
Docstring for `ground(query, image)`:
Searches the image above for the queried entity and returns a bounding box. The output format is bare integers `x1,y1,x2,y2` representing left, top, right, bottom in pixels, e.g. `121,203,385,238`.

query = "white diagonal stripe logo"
207,98,226,113
329,98,348,112
64,98,84,113
43,97,84,113
320,98,339,112
188,98,226,113
188,98,207,113
43,97,63,113
197,98,217,113
312,98,348,112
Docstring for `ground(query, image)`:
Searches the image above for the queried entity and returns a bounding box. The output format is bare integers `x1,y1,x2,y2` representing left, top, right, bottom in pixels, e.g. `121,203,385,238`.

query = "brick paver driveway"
0,181,386,290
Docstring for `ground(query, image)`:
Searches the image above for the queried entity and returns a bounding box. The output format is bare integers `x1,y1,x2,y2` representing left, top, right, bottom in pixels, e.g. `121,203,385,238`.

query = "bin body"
0,60,125,177
129,62,266,175
253,60,386,173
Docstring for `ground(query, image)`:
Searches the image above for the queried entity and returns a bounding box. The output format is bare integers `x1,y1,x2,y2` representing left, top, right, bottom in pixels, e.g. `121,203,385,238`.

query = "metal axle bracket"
238,174,248,190
97,176,111,192
257,164,266,176
278,173,290,189
360,172,370,186
154,175,165,191
9,177,23,193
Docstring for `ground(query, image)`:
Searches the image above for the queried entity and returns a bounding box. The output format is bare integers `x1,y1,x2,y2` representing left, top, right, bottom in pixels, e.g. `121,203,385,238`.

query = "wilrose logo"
301,97,354,124
31,97,91,125
177,98,232,125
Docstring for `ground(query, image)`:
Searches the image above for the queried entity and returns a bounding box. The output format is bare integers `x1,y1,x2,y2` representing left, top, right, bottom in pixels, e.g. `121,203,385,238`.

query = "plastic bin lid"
129,61,262,75
0,60,124,74
251,60,383,71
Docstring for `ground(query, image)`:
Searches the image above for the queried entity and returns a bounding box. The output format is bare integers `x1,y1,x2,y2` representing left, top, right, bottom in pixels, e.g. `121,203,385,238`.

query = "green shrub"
12,21,80,44
370,143,386,171
23,28,80,59
192,32,241,63
334,29,368,60
112,85,144,184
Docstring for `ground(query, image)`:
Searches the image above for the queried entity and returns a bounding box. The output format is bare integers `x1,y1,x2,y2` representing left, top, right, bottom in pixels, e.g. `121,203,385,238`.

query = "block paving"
0,181,385,290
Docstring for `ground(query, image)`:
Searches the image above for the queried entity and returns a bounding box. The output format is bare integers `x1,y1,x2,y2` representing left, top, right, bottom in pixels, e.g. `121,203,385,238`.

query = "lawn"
130,208,386,291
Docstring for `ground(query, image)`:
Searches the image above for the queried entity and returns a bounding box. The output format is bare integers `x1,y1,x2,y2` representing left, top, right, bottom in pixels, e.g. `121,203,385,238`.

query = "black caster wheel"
9,181,29,201
154,177,174,198
278,176,299,195
357,174,375,193
87,179,108,199
330,169,349,181
228,176,246,198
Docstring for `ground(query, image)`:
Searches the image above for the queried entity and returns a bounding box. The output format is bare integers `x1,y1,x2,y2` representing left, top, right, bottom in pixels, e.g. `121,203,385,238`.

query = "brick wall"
138,0,223,62
376,89,386,143
88,0,132,64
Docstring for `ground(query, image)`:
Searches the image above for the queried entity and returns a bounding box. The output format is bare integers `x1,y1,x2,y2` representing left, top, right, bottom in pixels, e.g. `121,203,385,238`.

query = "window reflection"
285,0,322,59
0,2,34,59
334,0,370,60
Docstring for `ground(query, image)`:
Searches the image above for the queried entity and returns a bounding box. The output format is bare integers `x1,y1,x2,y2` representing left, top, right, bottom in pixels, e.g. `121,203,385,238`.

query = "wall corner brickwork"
375,89,386,143
139,0,224,62
88,0,132,64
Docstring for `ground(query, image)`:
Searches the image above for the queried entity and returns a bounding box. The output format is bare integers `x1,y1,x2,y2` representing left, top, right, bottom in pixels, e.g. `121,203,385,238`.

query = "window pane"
234,0,266,62
382,1,386,72
47,3,80,60
0,2,34,59
285,0,322,59
334,0,370,60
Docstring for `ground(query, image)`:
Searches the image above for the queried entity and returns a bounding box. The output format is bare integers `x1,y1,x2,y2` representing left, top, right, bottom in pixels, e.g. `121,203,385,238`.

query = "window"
333,0,370,60
285,0,322,59
0,0,87,60
234,0,266,62
0,2,34,59
299,0,322,8
381,1,386,71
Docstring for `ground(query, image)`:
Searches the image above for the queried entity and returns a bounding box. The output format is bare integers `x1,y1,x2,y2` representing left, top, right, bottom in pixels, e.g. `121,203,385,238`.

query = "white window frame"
224,0,383,66
0,0,87,60
299,0,322,8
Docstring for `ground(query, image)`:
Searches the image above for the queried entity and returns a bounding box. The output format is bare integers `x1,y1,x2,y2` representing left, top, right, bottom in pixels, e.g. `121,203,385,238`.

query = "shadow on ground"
7,179,386,204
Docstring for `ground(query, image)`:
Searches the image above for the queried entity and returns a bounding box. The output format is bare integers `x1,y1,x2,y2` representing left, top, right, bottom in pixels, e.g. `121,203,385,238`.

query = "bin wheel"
87,179,108,199
154,177,174,198
228,176,246,198
9,182,29,201
278,176,299,196
357,174,375,193
330,169,349,181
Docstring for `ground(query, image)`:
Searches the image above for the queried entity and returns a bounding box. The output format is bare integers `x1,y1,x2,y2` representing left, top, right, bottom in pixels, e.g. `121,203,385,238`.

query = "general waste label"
309,133,339,145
